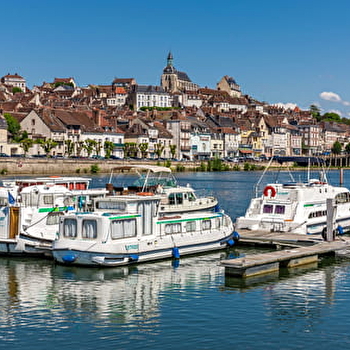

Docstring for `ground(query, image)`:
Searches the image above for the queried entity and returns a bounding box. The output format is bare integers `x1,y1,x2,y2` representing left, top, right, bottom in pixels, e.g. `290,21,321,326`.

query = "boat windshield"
133,173,177,189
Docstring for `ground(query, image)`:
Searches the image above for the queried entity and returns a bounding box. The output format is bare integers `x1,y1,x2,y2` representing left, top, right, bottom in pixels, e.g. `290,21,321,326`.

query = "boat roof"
112,164,172,173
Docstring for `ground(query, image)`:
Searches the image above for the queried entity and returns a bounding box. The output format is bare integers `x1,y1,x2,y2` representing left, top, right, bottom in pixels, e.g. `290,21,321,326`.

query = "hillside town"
0,52,348,161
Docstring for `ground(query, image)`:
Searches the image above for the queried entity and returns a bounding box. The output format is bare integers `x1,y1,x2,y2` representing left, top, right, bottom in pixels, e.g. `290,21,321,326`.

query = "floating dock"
221,230,350,278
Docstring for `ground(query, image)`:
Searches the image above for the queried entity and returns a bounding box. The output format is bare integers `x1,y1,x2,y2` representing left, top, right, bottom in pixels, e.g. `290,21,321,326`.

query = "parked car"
0,153,10,157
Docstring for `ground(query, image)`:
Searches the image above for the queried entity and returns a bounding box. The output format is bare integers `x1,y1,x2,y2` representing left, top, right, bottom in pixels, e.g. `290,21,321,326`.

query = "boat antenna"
108,170,114,184
254,156,274,197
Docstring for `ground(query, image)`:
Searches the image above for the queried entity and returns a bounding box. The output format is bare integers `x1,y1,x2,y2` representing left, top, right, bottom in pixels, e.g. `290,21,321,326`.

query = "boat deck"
222,230,350,278
236,229,324,247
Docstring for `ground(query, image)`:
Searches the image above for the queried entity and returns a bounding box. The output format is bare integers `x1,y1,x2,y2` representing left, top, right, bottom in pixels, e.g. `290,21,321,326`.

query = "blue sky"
2,0,350,116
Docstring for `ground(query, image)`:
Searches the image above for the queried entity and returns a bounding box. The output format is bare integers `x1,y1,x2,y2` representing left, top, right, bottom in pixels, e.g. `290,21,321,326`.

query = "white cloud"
320,91,342,102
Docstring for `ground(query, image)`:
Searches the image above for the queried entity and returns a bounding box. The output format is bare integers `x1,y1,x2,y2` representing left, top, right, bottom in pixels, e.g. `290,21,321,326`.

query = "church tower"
161,52,198,93
161,52,177,93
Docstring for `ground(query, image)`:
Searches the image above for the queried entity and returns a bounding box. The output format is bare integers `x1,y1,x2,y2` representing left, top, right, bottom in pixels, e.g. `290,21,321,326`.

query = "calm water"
2,169,350,350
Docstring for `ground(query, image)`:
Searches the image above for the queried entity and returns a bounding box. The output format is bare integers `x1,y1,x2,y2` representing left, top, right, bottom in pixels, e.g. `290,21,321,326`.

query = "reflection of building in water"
0,253,226,327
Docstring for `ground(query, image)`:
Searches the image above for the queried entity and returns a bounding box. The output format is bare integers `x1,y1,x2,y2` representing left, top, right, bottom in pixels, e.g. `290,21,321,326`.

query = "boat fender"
233,231,240,242
136,192,154,196
129,254,139,262
226,239,235,247
263,186,277,197
172,247,180,259
337,225,345,236
62,254,77,263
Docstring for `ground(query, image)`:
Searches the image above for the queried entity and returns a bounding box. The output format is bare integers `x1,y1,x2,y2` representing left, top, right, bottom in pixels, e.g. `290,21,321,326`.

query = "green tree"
154,142,165,159
138,142,149,158
12,87,23,94
36,138,58,157
169,144,177,159
104,141,115,159
19,138,34,157
331,140,342,155
123,142,138,158
76,141,84,157
83,139,96,157
322,112,341,122
310,104,321,121
4,113,21,141
64,140,75,157
94,141,102,156
345,143,350,154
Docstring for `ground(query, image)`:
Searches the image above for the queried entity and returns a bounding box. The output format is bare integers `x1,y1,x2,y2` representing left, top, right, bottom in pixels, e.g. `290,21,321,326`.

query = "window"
96,201,126,211
82,220,97,239
168,193,175,205
188,192,196,202
165,223,182,234
46,212,63,225
176,193,183,205
110,219,136,239
43,195,54,205
274,205,285,214
202,220,211,230
63,218,77,238
185,221,196,232
263,205,273,214
212,217,221,229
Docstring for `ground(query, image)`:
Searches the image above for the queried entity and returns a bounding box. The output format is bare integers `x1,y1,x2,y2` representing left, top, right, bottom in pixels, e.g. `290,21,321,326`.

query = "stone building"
160,52,199,93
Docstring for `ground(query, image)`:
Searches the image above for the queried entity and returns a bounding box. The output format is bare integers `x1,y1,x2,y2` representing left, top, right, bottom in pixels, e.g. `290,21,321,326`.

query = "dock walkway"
222,231,350,278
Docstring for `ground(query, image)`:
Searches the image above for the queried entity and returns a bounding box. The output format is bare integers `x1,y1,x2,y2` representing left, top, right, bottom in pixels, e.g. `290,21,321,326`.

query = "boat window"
110,219,136,239
46,212,63,225
176,193,183,205
165,223,182,234
263,205,273,214
96,201,126,211
82,219,97,239
188,192,196,202
185,221,196,232
308,210,327,219
63,218,77,238
212,217,221,229
168,193,175,205
274,205,285,215
202,219,211,230
336,192,350,204
0,197,7,206
43,195,54,205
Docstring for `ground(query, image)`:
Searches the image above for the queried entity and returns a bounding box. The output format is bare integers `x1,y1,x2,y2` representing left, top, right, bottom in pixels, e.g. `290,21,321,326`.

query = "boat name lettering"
125,244,139,250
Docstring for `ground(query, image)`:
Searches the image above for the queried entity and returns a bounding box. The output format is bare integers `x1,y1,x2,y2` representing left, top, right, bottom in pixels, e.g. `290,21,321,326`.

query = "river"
1,169,350,350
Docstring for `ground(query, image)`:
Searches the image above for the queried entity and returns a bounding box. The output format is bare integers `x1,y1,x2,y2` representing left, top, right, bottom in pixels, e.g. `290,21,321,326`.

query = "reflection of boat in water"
235,157,350,236
0,251,231,324
52,191,236,266
0,176,107,256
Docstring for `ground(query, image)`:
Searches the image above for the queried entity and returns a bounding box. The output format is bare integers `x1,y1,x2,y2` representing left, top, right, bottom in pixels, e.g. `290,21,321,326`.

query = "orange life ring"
136,192,154,196
263,185,276,197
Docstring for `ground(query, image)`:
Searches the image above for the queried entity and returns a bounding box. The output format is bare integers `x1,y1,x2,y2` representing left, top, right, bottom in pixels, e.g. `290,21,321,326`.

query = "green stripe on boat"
108,214,141,220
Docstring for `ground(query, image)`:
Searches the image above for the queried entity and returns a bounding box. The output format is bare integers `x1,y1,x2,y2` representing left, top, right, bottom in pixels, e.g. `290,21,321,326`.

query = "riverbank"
0,157,339,176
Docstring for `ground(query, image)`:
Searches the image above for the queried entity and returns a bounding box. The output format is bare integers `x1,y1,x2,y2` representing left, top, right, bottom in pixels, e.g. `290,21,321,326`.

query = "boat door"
137,200,156,236
0,206,10,239
9,207,20,238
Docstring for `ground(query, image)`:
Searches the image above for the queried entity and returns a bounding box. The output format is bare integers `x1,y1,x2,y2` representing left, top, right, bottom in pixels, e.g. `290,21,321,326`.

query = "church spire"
167,51,173,67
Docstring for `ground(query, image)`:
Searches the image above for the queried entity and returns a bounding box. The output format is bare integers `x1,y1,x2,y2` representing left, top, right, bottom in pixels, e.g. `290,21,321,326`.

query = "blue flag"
8,191,15,205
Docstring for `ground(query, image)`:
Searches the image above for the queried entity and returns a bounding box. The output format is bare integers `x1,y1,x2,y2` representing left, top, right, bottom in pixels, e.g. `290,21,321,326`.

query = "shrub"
90,164,100,174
